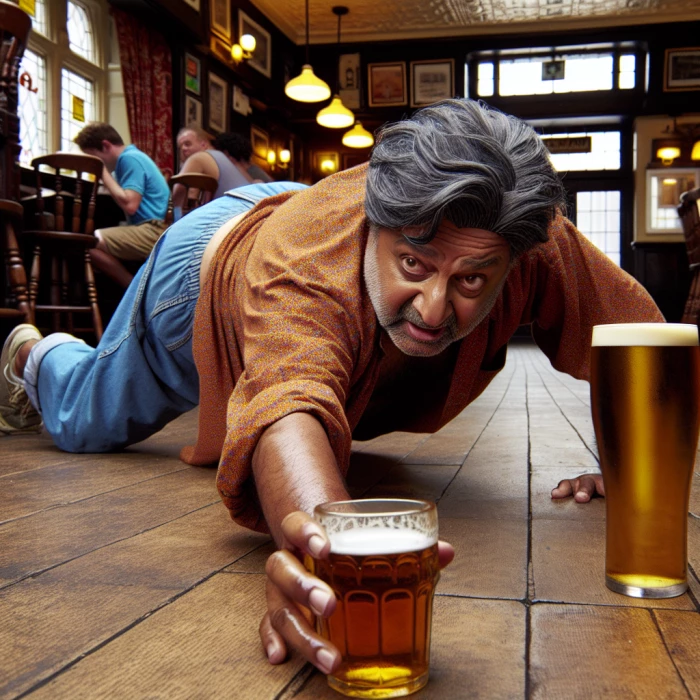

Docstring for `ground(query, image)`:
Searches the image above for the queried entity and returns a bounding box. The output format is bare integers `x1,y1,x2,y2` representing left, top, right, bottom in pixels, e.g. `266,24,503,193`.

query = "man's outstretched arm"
551,473,605,502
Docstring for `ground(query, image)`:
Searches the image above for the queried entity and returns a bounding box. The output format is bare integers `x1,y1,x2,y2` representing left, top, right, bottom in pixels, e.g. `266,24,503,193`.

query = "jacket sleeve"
526,214,664,381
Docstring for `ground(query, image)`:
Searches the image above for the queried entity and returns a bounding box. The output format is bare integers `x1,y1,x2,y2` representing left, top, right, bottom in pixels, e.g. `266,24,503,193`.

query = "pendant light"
343,120,374,149
285,0,331,103
316,6,354,129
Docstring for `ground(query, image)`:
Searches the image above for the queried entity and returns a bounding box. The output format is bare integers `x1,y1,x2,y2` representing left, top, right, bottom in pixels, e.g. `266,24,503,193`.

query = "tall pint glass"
590,323,700,598
308,499,440,698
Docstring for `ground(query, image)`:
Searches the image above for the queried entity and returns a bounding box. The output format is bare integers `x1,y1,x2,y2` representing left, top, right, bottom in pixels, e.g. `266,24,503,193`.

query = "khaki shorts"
98,220,167,261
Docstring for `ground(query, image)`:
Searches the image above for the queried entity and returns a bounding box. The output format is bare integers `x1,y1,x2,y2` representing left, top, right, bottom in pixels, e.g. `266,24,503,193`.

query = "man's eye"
401,256,421,272
461,275,486,292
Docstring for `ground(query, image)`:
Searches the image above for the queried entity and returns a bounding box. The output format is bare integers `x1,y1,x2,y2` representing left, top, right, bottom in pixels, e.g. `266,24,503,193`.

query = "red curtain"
112,8,173,173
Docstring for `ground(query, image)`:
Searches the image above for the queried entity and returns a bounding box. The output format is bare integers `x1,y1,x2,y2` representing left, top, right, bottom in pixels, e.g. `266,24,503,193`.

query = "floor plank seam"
434,360,518,503
686,563,700,611
0,499,222,591
525,350,534,700
10,559,255,700
649,609,694,699
0,465,194,527
274,663,317,699
530,359,599,466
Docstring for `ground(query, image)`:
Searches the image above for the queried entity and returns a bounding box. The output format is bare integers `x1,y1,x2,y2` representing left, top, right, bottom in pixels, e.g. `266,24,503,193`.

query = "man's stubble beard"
363,232,509,357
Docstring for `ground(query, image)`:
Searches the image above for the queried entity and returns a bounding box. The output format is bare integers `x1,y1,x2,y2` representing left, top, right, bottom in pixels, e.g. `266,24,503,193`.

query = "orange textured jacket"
180,163,663,532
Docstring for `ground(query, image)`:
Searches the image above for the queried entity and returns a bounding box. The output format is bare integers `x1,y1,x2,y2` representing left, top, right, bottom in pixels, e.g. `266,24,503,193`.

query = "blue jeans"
23,182,307,452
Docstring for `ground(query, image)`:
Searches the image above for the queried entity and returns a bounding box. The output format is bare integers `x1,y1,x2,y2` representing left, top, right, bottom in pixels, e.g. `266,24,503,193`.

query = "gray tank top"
206,149,250,198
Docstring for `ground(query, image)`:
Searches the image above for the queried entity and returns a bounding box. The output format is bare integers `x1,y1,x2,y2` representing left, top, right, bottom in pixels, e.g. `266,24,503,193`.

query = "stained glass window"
18,49,48,166
67,1,95,63
61,68,94,151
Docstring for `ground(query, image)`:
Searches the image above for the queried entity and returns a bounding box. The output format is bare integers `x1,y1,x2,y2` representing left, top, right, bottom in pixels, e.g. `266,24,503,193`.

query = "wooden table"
1,341,699,699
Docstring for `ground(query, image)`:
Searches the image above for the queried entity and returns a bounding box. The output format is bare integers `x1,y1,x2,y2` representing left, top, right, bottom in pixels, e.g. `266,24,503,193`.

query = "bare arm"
101,167,142,216
172,152,220,209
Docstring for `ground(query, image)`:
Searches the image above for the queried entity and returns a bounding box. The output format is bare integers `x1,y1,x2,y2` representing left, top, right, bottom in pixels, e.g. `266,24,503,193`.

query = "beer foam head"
592,323,699,347
327,527,436,555
314,498,438,554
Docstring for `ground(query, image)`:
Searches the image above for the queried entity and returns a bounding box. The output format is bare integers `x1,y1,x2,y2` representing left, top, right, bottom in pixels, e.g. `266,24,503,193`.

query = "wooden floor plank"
654,609,700,697
530,604,689,699
0,505,268,699
294,597,526,700
0,468,220,587
20,574,303,700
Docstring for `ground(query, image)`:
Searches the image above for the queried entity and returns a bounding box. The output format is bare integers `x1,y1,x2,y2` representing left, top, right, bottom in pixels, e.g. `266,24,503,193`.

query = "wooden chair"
679,187,700,325
24,153,105,341
164,172,218,225
0,198,31,323
0,1,31,201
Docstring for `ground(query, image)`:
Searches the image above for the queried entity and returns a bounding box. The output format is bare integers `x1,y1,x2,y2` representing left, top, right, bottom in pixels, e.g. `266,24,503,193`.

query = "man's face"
177,130,208,161
364,220,512,357
82,143,116,171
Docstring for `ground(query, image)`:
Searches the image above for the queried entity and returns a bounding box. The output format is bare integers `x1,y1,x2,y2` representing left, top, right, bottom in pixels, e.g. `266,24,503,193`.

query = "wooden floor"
2,341,700,699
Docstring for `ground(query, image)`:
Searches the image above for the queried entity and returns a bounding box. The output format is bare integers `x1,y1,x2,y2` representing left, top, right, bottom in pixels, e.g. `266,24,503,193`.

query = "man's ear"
100,139,112,153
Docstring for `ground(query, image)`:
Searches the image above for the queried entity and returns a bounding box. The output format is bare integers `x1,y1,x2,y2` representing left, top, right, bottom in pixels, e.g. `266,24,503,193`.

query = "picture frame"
410,59,455,107
367,62,407,107
250,124,269,160
239,10,272,78
184,53,201,95
210,0,231,41
342,152,369,171
207,73,228,133
664,48,700,91
184,95,202,128
182,0,200,11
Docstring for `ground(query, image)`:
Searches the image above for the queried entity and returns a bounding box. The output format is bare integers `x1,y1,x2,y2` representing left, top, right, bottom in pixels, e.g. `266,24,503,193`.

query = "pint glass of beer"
591,323,700,598
308,499,439,698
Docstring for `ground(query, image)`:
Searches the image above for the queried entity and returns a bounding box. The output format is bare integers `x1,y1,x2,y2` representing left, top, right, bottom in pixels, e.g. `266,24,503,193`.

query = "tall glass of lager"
308,499,439,698
591,323,700,598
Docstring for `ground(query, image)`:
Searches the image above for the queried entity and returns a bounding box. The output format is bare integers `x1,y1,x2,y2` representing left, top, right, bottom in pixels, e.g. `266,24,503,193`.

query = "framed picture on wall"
210,0,231,41
410,59,454,107
208,73,228,133
184,53,201,95
239,10,272,78
664,48,700,91
367,62,407,107
250,125,269,159
184,95,202,128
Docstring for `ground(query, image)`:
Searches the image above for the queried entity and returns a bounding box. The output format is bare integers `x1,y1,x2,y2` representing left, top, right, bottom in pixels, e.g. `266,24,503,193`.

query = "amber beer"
591,323,700,598
310,499,439,698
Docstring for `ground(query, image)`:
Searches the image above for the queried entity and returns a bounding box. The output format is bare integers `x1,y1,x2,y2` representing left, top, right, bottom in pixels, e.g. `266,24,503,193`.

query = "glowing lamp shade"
267,150,276,165
342,121,374,149
240,34,256,53
657,145,681,162
231,44,243,62
316,95,354,128
692,140,700,161
279,149,291,164
284,64,331,103
320,158,337,173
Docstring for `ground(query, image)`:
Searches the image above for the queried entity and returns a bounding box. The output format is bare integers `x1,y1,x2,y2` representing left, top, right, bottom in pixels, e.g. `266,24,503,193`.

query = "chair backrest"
165,172,218,224
0,1,31,201
678,187,700,269
30,153,104,235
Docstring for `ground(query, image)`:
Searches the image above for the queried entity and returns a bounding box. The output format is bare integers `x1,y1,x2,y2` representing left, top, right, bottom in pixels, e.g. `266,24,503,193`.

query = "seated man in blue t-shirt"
74,122,170,287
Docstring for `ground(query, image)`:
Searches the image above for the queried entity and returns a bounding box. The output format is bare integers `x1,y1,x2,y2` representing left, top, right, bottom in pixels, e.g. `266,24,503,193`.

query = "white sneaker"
0,324,43,434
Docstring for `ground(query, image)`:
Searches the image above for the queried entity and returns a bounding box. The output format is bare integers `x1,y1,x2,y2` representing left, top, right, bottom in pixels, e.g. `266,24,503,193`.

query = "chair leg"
4,217,33,323
50,254,61,333
29,244,40,319
84,249,103,341
61,257,74,335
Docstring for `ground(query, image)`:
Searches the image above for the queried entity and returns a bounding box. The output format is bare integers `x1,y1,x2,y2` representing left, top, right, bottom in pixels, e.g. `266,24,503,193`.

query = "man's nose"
413,279,451,328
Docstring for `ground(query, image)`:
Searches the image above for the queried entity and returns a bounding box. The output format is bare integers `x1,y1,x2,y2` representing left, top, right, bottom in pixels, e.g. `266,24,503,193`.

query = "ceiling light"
285,0,331,103
692,140,700,161
342,121,374,149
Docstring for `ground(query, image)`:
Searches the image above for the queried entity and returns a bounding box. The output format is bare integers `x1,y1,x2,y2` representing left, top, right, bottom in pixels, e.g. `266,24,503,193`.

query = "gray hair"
365,99,565,257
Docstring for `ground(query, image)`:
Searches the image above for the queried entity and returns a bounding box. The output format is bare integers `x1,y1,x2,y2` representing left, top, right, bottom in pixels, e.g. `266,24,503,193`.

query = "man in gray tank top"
173,126,252,216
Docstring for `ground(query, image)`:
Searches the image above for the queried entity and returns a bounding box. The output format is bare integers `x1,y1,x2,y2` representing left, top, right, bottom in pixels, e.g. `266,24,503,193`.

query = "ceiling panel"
250,0,700,43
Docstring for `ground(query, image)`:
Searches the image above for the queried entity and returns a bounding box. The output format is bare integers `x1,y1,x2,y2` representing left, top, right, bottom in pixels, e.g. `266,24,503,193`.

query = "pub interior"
2,1,700,698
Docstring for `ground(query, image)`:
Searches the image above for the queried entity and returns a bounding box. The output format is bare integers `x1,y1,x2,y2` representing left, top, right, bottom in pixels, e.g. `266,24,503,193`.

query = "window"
21,0,106,160
61,69,95,151
544,131,621,171
18,49,48,165
469,44,643,99
67,1,95,63
575,191,621,266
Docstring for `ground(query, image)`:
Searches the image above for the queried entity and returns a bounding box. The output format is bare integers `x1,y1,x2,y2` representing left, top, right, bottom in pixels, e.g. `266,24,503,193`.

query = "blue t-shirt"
114,144,169,224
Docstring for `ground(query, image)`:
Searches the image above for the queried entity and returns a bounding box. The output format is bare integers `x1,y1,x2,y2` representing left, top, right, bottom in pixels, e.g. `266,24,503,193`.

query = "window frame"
23,0,108,161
